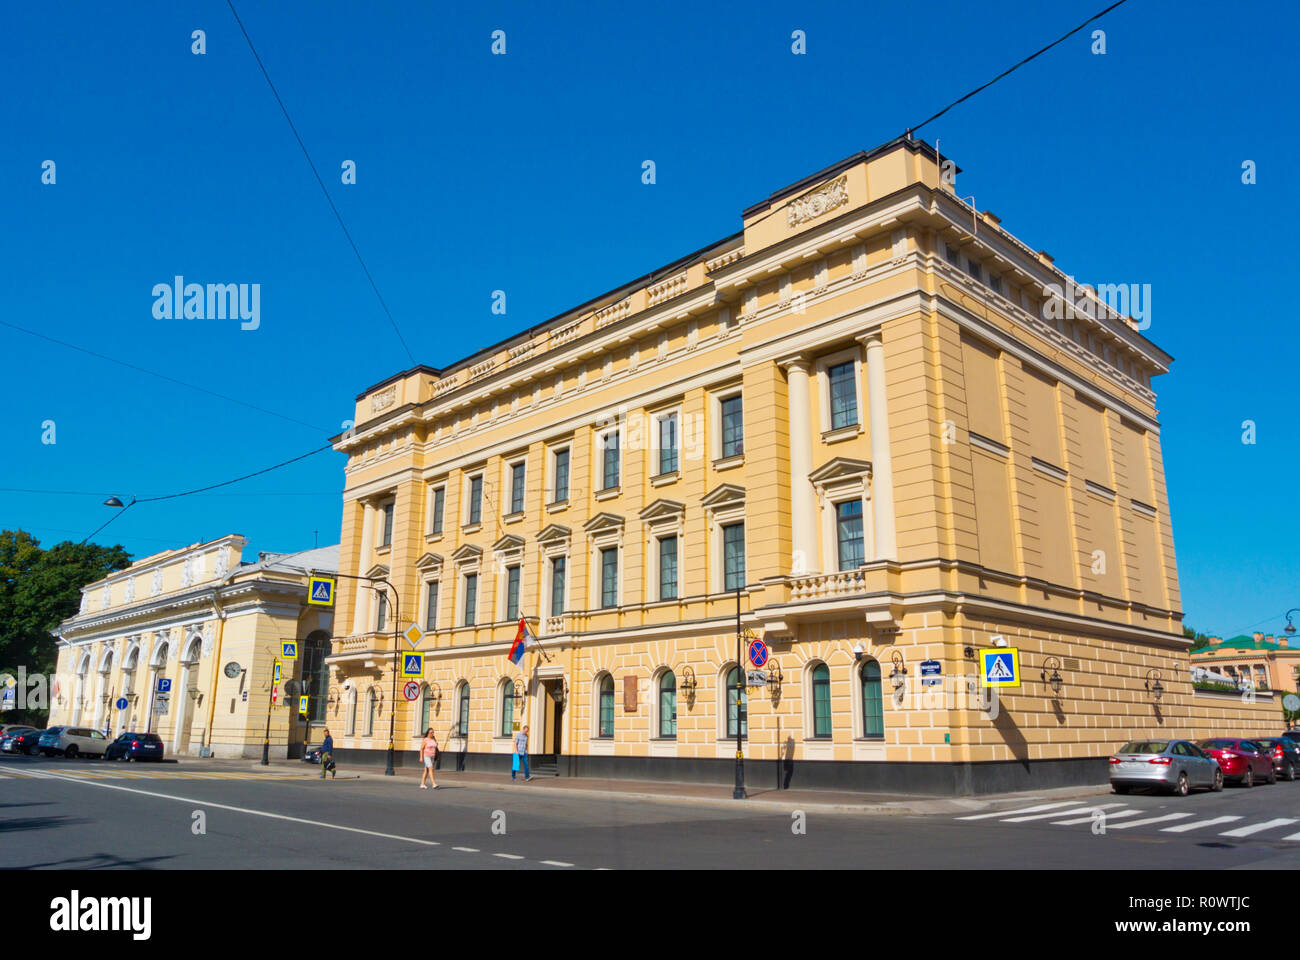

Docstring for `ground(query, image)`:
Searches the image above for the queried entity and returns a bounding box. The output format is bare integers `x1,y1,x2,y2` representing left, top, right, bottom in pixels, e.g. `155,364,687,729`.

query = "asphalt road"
6,754,1300,869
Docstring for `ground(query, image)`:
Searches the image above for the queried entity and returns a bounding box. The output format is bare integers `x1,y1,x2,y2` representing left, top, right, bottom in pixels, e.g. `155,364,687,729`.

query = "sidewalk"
201,755,1111,816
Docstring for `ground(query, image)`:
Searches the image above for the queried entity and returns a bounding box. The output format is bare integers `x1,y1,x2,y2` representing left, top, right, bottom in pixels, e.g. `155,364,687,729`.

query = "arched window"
365,688,378,737
457,682,470,737
658,670,676,739
346,686,357,736
598,674,615,739
861,660,883,739
725,667,747,739
812,663,832,738
500,679,515,738
419,683,432,732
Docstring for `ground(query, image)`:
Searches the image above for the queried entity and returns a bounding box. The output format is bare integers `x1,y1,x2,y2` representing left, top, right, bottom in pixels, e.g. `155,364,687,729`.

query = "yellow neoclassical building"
51,536,338,759
326,136,1272,793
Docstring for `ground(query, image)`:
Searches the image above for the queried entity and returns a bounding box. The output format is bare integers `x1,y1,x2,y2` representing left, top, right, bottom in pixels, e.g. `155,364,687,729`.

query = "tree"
1183,625,1211,649
0,530,130,719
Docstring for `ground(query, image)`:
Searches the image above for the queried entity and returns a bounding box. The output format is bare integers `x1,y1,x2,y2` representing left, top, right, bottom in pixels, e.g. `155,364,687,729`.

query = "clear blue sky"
1,0,1295,639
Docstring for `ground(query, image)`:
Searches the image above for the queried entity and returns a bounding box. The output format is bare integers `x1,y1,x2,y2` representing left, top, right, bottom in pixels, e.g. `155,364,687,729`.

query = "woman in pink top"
419,728,440,789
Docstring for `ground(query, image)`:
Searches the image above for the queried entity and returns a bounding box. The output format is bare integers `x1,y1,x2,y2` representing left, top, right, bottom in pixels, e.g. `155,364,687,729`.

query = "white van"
38,726,109,758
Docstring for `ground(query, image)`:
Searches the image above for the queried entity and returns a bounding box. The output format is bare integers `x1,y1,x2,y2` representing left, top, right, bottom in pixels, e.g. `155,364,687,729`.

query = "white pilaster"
860,330,897,560
352,502,375,634
780,356,819,574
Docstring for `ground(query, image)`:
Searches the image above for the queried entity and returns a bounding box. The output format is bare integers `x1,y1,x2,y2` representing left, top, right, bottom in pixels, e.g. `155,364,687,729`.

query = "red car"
1197,738,1275,787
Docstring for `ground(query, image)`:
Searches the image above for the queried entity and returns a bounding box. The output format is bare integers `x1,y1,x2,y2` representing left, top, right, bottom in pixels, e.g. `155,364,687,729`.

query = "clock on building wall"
223,661,243,679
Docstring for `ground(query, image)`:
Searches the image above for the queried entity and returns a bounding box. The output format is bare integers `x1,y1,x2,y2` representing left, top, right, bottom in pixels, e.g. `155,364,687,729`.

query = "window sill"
712,454,744,471
594,485,621,501
650,470,680,487
854,736,885,743
821,424,862,444
375,544,392,555
461,522,482,535
503,511,525,524
426,531,444,542
546,499,569,513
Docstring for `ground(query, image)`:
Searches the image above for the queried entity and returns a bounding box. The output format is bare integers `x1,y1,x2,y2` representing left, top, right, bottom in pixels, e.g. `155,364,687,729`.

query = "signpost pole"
387,587,399,777
734,586,746,800
261,658,279,767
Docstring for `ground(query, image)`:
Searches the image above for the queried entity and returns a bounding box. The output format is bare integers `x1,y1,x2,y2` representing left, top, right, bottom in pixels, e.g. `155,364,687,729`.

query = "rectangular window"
430,487,445,534
468,476,483,525
828,362,858,429
553,449,570,502
600,547,618,608
463,574,478,626
510,462,525,514
659,535,678,600
720,395,744,459
836,500,865,571
424,581,439,631
723,523,746,591
505,565,521,621
375,591,388,632
602,432,620,490
550,556,566,615
988,273,1003,295
944,241,960,266
965,258,982,282
380,503,394,547
658,413,678,475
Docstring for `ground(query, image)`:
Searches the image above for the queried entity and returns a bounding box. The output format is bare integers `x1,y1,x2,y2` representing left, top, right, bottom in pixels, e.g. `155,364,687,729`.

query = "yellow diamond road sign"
403,623,423,649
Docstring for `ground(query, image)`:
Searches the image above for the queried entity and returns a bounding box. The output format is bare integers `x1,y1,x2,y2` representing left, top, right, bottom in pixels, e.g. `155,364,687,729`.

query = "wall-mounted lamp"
679,666,698,697
766,661,784,695
1145,669,1164,701
852,641,866,662
1040,656,1063,696
889,650,907,689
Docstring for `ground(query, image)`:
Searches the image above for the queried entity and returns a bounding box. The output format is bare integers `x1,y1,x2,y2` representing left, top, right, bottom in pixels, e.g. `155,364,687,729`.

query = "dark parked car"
1197,738,1276,787
1256,737,1300,781
103,732,164,762
3,728,45,755
302,746,323,764
0,726,39,753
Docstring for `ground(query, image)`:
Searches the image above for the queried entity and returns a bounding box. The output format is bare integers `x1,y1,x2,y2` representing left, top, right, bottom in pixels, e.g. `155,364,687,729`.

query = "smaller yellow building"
1190,634,1300,695
51,535,337,759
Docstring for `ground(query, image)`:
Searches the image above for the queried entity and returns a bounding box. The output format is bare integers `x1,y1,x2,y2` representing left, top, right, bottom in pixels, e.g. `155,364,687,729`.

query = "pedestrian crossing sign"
307,575,335,606
401,653,425,678
281,641,298,660
979,648,1020,687
298,695,309,715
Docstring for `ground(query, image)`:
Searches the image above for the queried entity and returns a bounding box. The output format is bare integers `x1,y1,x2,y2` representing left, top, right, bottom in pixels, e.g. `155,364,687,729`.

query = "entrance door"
542,679,564,757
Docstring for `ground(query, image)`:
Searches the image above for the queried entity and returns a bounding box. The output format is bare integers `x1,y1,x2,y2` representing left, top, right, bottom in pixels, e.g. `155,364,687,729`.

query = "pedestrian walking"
319,728,335,779
513,724,532,781
419,728,439,789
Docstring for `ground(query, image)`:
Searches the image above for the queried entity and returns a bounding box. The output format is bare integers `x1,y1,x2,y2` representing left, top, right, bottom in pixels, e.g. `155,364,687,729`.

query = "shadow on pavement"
14,852,178,870
0,814,92,834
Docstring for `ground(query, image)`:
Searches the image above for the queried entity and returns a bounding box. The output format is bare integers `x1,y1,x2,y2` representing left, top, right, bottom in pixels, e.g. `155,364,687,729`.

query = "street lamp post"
326,570,401,776
734,586,746,800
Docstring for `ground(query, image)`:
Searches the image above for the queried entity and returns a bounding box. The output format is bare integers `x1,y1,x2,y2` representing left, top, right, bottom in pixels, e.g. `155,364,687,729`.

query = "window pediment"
492,534,526,553
638,498,685,522
702,483,745,511
415,552,443,573
583,512,625,535
537,523,571,546
808,457,872,485
364,563,390,580
451,544,483,565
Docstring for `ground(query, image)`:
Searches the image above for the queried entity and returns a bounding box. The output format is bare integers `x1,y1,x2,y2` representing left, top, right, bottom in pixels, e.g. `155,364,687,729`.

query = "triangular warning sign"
988,655,1013,680
405,655,420,672
312,581,330,600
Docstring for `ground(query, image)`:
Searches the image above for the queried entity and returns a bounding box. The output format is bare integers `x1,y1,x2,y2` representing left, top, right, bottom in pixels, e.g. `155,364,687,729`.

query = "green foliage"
0,529,130,678
1183,624,1212,650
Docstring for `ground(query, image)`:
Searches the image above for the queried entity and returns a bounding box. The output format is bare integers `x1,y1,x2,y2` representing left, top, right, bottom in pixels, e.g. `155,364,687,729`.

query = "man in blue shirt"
319,728,334,779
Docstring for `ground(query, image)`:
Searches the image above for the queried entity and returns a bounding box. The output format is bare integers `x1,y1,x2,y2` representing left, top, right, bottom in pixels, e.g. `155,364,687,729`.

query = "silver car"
1109,739,1223,795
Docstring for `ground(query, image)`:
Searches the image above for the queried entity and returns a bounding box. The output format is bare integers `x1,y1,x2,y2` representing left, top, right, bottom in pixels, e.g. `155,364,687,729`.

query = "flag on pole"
508,617,537,664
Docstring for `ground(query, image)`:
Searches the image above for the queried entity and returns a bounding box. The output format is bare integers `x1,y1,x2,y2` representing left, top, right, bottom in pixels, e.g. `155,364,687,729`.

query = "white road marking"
1002,805,1097,822
453,847,479,853
1161,816,1243,833
493,853,524,860
1219,818,1299,838
1050,806,1144,827
1105,812,1194,830
955,801,1081,821
17,769,444,847
541,860,574,867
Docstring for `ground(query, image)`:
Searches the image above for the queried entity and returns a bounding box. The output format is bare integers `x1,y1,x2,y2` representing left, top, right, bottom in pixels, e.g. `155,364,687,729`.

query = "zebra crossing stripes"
1002,803,1126,823
955,801,1081,821
1219,818,1298,837
1160,816,1242,833
1094,812,1193,830
1051,808,1144,825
